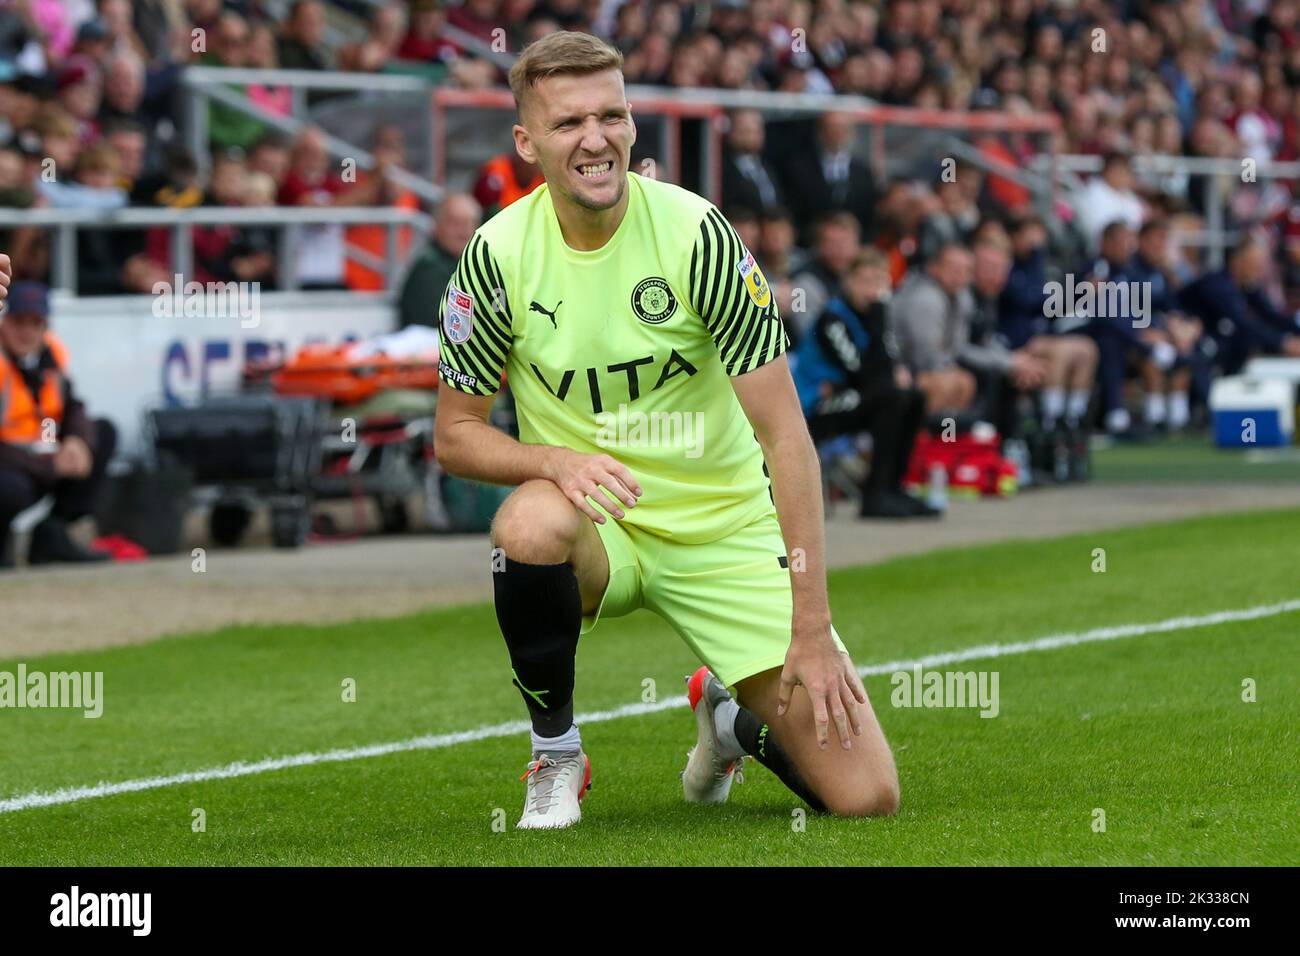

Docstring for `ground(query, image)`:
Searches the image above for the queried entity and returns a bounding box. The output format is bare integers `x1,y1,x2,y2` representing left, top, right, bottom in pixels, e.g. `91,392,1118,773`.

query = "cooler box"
1209,376,1294,447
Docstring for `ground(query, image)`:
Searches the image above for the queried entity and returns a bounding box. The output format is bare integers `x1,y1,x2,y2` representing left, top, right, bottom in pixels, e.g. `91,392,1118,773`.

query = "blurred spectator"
890,244,979,414
345,125,420,291
340,1,408,73
192,150,276,286
792,249,935,519
278,0,333,71
1075,152,1146,252
787,211,860,345
0,282,115,568
277,126,398,290
247,23,293,115
56,56,103,145
205,12,266,152
472,149,543,216
1084,221,1177,437
916,166,981,265
449,0,507,44
247,132,292,192
399,0,458,63
728,207,761,255
40,141,126,210
759,205,808,282
972,236,1097,443
779,112,875,245
398,192,482,329
1180,238,1300,378
1128,218,1200,431
133,0,189,67
102,118,146,194
72,18,113,65
721,109,782,217
131,144,203,207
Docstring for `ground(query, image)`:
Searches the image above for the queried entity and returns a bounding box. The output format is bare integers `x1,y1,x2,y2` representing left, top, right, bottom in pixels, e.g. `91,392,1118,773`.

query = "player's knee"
823,777,901,818
491,479,584,564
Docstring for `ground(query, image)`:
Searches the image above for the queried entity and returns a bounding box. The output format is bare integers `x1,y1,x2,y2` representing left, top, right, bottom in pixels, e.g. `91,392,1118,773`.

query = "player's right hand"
544,449,642,524
0,253,11,303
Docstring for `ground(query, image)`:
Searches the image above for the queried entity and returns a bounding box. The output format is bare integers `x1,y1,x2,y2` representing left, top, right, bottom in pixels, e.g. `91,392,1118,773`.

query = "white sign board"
50,291,396,457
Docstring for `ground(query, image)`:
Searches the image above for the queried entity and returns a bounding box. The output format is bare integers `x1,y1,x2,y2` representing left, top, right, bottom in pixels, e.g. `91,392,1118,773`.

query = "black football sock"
733,706,827,813
492,557,582,738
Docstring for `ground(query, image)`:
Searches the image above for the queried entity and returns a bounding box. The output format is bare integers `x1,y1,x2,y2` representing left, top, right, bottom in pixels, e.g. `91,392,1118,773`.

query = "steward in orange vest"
472,152,544,217
0,281,116,567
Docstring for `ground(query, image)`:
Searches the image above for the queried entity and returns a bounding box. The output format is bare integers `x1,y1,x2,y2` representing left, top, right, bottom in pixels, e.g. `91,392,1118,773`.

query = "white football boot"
682,667,744,804
516,750,592,830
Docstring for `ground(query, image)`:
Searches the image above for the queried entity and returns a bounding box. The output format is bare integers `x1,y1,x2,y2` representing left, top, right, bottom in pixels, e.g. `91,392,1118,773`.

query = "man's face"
294,2,324,45
250,144,290,184
108,132,145,181
760,217,793,257
1138,227,1168,266
1102,227,1134,262
1014,223,1046,256
60,77,101,120
933,248,973,295
818,223,859,274
729,110,764,154
216,19,250,66
973,246,1010,297
105,60,144,110
0,312,46,358
818,111,854,153
514,69,636,214
843,263,889,310
435,196,481,257
1233,245,1267,287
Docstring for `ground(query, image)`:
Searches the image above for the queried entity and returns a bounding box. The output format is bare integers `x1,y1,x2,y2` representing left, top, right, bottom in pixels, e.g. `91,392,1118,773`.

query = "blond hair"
508,31,624,117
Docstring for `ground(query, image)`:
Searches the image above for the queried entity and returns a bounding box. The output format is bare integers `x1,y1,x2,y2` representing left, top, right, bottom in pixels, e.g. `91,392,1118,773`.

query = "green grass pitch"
1,508,1296,866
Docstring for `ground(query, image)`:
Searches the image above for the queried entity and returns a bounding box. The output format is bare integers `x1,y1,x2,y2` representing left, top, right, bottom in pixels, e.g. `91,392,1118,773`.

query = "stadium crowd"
0,1,1297,523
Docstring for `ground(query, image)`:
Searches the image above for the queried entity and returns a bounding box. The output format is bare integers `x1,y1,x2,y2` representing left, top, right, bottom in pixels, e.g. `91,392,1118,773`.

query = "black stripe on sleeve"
689,208,788,377
437,234,512,395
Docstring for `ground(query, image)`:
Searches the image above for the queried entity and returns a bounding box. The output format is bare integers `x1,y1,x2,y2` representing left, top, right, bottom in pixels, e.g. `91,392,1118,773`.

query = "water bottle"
1003,438,1031,485
926,461,948,512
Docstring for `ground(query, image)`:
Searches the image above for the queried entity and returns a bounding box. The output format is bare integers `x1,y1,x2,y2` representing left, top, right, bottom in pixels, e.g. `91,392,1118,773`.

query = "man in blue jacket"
1179,238,1300,377
792,249,935,519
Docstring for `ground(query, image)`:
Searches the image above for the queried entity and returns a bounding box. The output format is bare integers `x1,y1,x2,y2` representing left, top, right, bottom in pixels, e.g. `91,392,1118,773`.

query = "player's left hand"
777,629,867,750
0,252,11,303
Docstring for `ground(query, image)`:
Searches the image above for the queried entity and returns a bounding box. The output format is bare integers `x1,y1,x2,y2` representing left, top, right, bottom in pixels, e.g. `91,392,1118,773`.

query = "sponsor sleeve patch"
443,283,474,344
736,252,772,309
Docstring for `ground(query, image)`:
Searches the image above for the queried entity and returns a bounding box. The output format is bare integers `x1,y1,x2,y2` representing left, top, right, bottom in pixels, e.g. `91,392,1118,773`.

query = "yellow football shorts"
582,509,848,689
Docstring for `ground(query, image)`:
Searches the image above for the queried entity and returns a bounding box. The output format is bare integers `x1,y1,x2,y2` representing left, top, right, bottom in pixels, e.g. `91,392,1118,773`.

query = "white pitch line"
3,598,1297,815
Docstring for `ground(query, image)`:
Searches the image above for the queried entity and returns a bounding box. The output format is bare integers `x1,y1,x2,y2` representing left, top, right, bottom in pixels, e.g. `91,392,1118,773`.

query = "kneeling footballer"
434,31,900,828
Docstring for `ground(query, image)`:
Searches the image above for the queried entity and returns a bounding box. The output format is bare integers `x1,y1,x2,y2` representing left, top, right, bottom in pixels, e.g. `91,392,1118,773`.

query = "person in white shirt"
1075,152,1146,252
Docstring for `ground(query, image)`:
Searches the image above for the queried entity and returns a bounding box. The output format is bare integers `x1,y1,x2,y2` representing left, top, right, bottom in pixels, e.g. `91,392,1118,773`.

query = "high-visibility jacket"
0,333,70,447
344,186,421,292
474,154,544,211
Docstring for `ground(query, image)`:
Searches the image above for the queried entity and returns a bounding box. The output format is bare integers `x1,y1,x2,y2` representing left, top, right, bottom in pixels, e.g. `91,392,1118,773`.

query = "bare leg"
734,662,900,816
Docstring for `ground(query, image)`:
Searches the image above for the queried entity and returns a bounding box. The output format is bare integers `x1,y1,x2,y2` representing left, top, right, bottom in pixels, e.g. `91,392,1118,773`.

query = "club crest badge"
736,252,771,309
631,277,677,324
444,283,474,344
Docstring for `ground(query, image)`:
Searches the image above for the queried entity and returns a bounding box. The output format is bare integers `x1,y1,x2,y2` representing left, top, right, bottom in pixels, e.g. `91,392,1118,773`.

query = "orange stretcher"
265,343,439,405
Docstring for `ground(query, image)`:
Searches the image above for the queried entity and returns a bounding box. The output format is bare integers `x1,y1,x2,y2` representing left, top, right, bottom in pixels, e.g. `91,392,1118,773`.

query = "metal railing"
0,206,430,292
181,66,443,201
1033,153,1300,268
433,84,1061,208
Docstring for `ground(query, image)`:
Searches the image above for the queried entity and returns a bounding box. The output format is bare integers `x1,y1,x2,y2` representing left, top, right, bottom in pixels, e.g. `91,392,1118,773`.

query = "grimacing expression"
514,69,637,213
